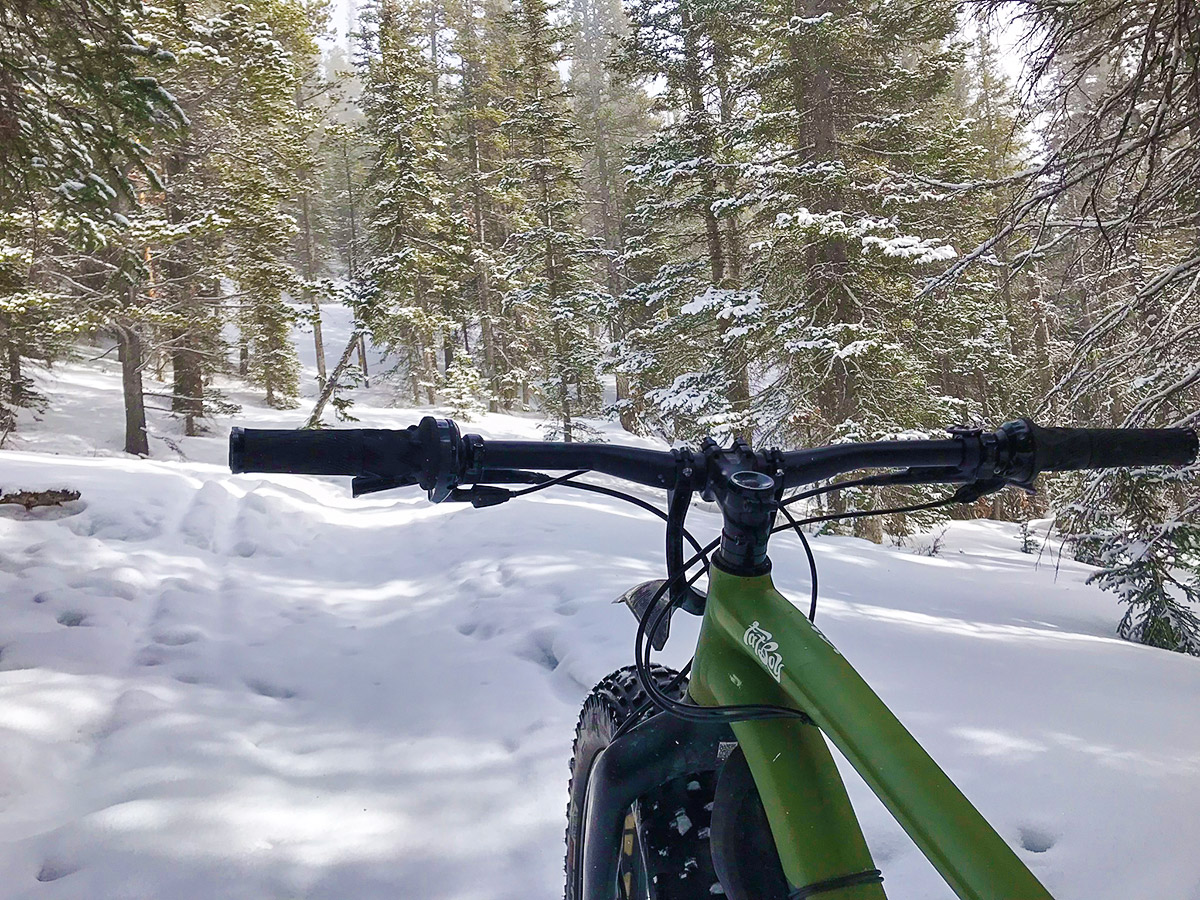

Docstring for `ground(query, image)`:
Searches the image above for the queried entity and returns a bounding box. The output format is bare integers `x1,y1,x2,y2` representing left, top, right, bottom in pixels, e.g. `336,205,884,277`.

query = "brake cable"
775,495,958,622
634,545,817,727
481,463,961,726
476,471,712,567
777,503,819,621
771,496,957,536
507,469,590,496
631,491,963,727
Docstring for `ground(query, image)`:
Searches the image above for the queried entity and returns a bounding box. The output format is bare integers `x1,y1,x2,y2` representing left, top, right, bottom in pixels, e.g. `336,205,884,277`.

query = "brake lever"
447,486,514,508
851,466,1023,503
951,478,1012,503
875,466,1028,501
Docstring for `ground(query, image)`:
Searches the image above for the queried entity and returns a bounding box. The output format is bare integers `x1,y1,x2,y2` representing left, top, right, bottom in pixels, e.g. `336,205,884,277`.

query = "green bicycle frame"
687,565,1055,900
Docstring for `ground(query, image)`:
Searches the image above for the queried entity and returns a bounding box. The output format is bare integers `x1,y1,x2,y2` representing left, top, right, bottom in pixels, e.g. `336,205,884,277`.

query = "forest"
1,0,1198,652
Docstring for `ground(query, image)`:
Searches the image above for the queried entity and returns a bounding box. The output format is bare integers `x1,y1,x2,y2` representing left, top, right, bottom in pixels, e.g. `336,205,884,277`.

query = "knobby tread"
565,666,722,900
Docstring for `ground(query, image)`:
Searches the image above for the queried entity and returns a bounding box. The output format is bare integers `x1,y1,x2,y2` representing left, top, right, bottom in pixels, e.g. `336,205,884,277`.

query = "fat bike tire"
565,665,721,900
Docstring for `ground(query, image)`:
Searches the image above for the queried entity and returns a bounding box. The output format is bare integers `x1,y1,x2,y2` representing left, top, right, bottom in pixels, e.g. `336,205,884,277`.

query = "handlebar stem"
701,439,782,576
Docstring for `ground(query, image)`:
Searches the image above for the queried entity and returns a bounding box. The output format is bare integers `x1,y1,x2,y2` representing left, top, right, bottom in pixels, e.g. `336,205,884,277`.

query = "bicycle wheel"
564,665,721,900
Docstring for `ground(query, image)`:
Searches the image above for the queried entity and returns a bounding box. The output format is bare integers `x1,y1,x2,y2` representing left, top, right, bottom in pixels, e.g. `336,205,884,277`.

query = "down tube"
687,567,1055,900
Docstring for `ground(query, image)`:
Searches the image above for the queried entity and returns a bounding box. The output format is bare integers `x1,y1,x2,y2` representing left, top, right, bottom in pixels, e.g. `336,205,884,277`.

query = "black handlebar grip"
1004,419,1199,482
229,427,421,476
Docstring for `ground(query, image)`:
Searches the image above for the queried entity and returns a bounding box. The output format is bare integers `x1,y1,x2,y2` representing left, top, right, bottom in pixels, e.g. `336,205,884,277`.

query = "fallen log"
0,489,82,510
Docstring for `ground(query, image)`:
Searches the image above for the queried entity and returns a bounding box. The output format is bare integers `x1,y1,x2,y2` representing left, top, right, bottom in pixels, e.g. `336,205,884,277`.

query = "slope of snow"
2,316,1200,899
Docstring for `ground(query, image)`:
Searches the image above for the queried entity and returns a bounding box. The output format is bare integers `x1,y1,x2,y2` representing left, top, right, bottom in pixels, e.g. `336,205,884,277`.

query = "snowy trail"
0,456,570,898
0,445,690,899
3,321,1200,898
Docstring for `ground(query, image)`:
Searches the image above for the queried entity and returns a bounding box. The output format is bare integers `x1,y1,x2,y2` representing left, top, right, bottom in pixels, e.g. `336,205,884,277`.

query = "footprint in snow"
32,587,74,605
56,611,88,627
1018,826,1057,854
173,673,207,685
230,493,311,558
515,631,560,672
69,566,149,601
152,627,201,646
134,647,166,667
35,859,79,883
66,506,161,542
0,644,35,672
177,482,232,553
94,689,168,740
457,615,499,640
158,576,205,595
245,678,297,700
231,540,258,558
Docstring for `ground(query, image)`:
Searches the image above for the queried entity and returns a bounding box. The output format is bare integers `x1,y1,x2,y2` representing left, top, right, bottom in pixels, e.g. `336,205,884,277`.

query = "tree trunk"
679,2,725,291
357,334,370,388
311,301,327,389
116,325,150,456
594,120,623,299
463,16,500,413
7,341,21,404
442,326,454,372
560,339,573,442
423,344,437,404
152,343,167,381
481,305,499,412
853,514,884,544
616,372,636,432
162,149,206,436
795,0,852,426
342,139,359,280
298,191,328,390
714,34,752,440
171,338,205,436
2,310,23,404
306,331,364,428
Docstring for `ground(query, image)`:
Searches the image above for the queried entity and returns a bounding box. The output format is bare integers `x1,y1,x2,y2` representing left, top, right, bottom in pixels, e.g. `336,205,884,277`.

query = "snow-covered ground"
3,311,1200,899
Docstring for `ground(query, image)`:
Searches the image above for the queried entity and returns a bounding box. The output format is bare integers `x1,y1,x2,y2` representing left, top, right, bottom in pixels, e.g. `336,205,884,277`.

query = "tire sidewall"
565,698,618,900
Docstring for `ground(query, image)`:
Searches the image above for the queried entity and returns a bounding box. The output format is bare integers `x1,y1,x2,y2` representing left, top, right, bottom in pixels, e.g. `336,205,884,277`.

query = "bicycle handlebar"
1006,422,1198,480
230,417,1197,500
229,427,421,477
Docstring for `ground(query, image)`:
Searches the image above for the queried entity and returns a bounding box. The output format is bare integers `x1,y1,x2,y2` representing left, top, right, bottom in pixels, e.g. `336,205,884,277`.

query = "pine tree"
441,356,490,419
744,0,974,443
947,0,1200,649
1066,469,1200,654
76,0,322,446
502,0,602,440
222,0,325,410
357,0,468,406
0,0,179,440
323,120,369,279
568,0,653,431
443,0,527,410
290,0,339,392
612,0,760,441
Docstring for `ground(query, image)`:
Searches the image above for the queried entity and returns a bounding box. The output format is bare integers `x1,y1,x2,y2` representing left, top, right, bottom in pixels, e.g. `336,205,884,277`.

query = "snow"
679,287,762,320
3,309,1200,899
861,233,958,264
